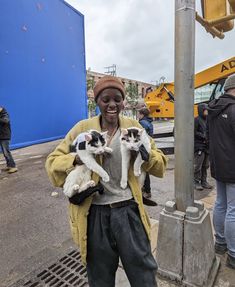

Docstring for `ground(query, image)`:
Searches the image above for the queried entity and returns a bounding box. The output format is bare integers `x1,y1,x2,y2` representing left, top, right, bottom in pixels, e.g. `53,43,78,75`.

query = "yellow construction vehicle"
144,57,235,118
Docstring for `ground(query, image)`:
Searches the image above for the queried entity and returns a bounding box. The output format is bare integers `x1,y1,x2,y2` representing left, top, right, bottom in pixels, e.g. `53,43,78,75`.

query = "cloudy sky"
66,0,235,84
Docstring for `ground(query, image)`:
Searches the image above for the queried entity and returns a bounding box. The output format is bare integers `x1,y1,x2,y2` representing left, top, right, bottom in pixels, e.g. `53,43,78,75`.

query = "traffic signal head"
202,0,234,32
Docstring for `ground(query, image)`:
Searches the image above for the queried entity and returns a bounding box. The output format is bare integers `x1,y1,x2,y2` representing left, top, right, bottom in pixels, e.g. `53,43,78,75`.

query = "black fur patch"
127,128,141,140
78,141,86,150
70,144,77,152
88,131,105,147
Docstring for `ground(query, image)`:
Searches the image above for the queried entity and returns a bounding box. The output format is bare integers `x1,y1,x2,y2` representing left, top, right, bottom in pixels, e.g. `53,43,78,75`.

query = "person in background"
207,74,235,269
46,76,167,287
95,105,100,116
138,107,154,198
194,103,212,190
0,106,18,174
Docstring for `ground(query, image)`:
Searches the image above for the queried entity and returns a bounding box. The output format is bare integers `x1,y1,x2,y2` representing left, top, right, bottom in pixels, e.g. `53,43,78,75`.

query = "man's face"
203,109,208,117
96,88,124,124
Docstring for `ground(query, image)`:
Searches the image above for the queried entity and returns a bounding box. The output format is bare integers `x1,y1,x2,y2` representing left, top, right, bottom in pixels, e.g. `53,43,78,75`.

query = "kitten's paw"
105,147,113,153
73,184,80,191
102,174,110,182
63,189,75,198
89,180,96,187
120,180,127,189
134,169,141,177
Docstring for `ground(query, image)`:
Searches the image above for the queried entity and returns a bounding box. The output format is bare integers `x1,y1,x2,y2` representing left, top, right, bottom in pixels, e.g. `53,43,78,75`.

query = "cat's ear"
139,129,144,135
101,131,108,138
85,134,92,142
72,136,79,147
121,129,128,136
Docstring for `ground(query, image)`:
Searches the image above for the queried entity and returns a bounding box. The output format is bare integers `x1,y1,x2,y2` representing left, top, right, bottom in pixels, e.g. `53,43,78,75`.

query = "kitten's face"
121,128,143,151
85,130,107,155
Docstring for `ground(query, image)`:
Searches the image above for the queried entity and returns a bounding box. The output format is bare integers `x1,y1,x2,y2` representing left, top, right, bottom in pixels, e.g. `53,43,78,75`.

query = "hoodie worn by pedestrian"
139,116,153,137
0,108,11,140
208,93,235,183
194,103,208,153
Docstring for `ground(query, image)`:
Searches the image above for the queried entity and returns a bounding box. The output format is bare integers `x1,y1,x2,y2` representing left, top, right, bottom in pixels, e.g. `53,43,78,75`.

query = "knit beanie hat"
224,74,235,92
93,76,125,101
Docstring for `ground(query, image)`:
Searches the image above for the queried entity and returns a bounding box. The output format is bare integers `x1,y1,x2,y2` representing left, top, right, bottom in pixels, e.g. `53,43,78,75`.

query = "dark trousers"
194,151,209,183
86,203,158,287
0,140,16,168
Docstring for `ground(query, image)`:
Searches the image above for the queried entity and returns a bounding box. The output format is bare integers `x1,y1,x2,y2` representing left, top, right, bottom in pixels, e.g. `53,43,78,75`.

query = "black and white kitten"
120,127,151,189
63,130,112,198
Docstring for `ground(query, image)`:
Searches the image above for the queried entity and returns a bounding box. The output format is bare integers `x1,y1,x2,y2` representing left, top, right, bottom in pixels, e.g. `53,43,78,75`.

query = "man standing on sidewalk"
207,74,235,269
0,106,18,173
194,103,213,190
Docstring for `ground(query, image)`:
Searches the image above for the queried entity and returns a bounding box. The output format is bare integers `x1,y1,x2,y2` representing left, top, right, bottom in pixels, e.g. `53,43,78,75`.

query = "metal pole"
174,0,195,211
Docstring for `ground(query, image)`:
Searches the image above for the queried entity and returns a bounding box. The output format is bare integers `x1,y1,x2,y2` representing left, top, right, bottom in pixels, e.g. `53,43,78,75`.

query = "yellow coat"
45,115,167,264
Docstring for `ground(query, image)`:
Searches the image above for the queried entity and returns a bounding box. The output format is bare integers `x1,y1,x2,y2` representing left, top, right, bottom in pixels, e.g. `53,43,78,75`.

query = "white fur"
120,127,151,189
63,165,95,198
63,130,112,198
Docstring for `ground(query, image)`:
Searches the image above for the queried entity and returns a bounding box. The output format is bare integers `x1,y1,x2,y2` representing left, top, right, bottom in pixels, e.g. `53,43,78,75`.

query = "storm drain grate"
12,249,88,287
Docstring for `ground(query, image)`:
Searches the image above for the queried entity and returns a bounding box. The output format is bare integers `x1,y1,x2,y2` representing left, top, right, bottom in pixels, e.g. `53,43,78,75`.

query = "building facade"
86,70,156,117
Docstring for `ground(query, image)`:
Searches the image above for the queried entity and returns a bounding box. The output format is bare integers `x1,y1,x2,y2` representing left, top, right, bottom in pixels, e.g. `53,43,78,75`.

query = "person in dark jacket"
207,74,235,269
0,106,17,173
138,107,154,198
194,103,213,190
138,107,154,137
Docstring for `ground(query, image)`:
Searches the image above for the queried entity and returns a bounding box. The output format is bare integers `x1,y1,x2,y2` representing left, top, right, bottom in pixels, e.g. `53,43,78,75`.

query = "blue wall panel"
0,0,87,148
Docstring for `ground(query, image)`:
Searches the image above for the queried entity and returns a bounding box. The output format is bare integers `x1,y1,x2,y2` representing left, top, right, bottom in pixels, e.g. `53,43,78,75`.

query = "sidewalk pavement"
0,139,234,287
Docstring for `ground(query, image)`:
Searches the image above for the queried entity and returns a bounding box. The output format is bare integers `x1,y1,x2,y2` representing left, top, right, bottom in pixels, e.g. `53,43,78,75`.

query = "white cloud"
66,0,235,83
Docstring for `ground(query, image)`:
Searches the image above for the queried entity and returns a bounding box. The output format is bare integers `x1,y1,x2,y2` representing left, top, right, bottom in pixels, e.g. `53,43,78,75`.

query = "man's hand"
139,144,149,161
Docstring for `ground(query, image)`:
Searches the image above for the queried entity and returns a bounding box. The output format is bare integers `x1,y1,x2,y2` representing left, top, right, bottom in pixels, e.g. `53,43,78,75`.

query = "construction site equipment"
144,57,235,118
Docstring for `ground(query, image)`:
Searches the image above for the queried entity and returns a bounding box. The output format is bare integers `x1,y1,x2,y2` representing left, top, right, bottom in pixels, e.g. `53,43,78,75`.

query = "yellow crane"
144,57,235,118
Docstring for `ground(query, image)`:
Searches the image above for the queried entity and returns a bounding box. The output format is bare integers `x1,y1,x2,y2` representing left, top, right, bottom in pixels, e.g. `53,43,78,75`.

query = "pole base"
182,256,220,287
157,201,220,287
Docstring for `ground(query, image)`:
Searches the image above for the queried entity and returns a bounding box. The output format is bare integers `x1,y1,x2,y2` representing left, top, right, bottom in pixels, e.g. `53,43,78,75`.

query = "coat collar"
89,114,128,131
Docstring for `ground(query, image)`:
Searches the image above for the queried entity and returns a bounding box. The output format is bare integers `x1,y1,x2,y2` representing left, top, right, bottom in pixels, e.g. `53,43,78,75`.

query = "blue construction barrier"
0,0,87,149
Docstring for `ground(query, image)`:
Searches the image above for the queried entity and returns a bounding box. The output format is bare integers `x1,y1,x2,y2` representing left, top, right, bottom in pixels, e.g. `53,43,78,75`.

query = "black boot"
226,254,235,269
214,242,227,254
